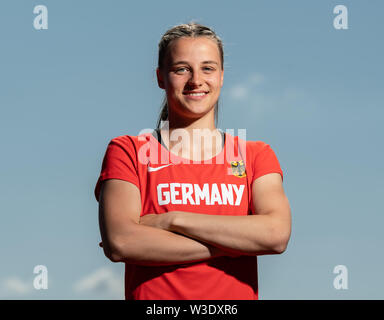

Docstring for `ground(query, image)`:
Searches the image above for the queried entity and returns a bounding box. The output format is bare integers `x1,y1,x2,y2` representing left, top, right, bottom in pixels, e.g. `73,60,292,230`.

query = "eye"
203,66,215,72
175,67,189,74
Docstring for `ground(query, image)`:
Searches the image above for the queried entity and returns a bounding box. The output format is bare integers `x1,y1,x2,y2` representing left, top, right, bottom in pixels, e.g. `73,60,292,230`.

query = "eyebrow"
172,60,219,66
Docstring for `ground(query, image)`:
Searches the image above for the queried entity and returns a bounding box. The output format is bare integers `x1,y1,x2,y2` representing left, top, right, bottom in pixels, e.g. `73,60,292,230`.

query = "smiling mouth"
183,91,209,96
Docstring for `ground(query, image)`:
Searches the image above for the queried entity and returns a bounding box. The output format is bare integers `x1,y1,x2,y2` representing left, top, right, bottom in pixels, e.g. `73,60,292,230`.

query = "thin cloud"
0,276,33,297
249,73,265,86
226,72,315,117
229,85,248,100
228,72,265,101
73,267,124,298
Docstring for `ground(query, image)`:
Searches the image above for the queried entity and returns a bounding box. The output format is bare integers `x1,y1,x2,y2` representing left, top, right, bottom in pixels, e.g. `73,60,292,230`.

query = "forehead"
166,37,221,64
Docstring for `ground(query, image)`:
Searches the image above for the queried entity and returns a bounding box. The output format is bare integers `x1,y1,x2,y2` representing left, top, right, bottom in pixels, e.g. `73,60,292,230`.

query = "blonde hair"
156,22,224,129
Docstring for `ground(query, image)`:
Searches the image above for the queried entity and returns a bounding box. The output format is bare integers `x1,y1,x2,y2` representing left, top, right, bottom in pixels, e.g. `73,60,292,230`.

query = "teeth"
187,92,206,96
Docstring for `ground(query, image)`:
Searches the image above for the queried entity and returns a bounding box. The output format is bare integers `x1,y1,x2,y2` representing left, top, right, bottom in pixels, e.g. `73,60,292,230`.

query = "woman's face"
157,37,224,122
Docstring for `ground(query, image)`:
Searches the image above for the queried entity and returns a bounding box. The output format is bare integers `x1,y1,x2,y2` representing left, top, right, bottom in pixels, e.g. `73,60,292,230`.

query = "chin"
170,98,215,119
184,100,213,110
185,105,213,116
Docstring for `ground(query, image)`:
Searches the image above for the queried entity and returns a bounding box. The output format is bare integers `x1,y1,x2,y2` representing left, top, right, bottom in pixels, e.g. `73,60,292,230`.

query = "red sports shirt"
94,131,283,300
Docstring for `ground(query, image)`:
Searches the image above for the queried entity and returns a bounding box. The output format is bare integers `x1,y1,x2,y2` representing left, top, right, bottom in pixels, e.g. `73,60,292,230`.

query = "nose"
187,70,203,87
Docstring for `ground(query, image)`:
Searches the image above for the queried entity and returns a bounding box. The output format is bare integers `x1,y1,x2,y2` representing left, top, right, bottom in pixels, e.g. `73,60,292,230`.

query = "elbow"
272,240,288,254
272,231,291,254
103,239,127,263
269,224,291,254
271,213,292,254
106,250,122,263
102,224,145,263
104,246,122,263
102,226,140,263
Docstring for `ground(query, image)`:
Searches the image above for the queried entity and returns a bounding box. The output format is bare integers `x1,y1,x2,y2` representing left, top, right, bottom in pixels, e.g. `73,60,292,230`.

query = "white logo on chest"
157,183,245,206
147,164,173,172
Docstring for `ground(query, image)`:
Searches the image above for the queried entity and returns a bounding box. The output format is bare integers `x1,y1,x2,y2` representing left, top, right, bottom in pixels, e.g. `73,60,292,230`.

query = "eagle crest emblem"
230,160,246,178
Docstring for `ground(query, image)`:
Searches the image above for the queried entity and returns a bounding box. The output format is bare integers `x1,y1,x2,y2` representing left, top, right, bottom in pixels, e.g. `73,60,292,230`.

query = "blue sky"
0,0,383,299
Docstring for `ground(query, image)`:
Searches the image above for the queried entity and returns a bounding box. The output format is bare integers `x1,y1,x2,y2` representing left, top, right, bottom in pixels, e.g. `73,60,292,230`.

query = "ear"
156,68,165,89
220,69,224,88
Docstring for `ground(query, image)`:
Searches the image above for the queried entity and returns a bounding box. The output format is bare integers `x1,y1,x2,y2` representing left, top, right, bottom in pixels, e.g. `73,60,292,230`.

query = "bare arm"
142,173,291,256
98,179,238,267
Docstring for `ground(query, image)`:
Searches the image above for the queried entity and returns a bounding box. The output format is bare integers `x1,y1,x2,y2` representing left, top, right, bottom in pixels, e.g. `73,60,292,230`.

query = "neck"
159,111,222,161
167,108,216,131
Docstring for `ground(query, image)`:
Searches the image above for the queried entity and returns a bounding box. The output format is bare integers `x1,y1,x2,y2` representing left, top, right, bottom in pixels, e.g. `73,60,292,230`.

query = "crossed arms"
98,173,291,266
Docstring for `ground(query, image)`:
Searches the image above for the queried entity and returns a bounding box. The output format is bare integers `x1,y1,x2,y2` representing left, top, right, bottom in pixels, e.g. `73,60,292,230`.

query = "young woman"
94,22,291,300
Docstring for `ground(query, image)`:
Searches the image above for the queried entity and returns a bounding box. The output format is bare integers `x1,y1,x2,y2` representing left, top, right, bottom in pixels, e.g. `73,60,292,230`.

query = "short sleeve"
94,136,140,202
252,143,284,183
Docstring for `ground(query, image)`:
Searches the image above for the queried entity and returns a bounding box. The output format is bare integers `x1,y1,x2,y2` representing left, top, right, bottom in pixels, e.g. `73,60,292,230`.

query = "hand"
139,212,175,231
